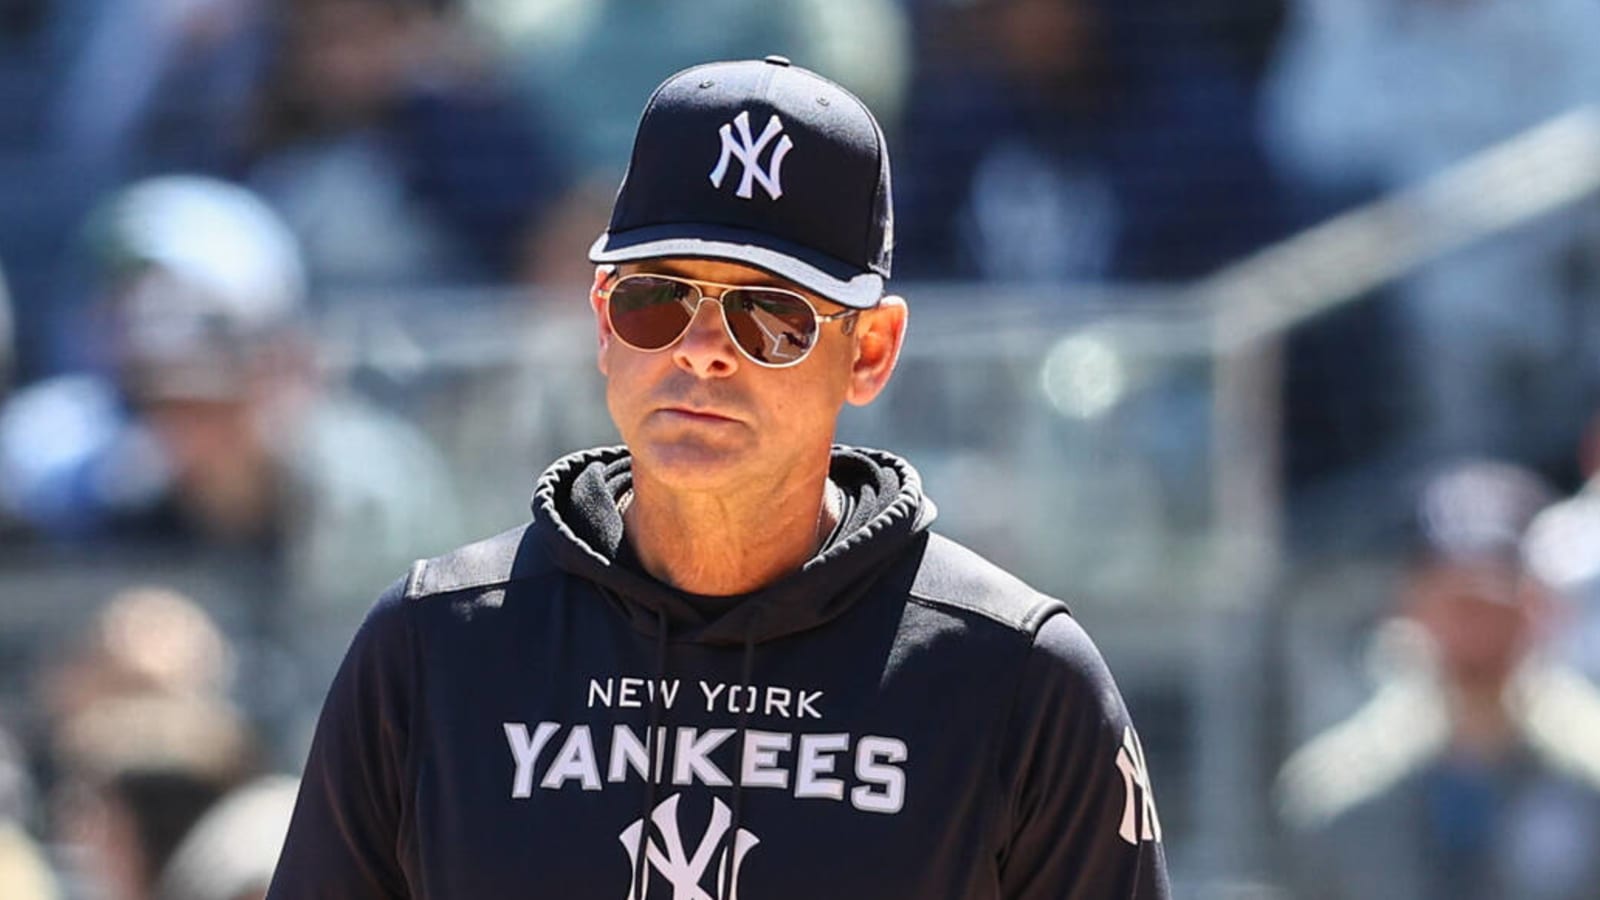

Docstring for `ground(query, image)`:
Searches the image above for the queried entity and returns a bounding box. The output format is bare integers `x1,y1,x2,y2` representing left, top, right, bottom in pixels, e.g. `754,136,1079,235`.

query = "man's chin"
630,436,753,490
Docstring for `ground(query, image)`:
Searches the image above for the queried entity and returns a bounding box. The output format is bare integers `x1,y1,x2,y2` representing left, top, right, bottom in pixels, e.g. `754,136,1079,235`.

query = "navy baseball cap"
590,56,893,309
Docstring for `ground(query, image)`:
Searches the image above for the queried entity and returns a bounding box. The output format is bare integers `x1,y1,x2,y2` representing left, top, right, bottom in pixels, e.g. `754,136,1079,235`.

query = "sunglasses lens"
723,290,818,365
608,276,698,350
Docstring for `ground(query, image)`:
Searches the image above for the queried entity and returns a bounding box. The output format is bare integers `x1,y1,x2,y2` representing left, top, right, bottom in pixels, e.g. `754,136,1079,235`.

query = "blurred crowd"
1278,461,1600,900
0,0,1597,897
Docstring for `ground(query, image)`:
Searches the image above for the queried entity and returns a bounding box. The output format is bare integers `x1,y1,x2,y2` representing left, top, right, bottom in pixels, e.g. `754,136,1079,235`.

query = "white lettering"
794,733,850,800
607,724,669,783
727,685,758,714
741,731,793,789
541,725,602,791
503,721,560,798
673,728,735,786
618,677,644,708
700,680,726,711
764,686,792,719
797,690,824,720
611,677,681,709
513,722,910,810
851,736,908,814
657,679,681,709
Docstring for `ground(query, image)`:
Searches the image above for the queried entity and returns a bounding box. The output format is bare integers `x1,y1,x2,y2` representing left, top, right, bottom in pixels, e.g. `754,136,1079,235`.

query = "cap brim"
590,224,884,309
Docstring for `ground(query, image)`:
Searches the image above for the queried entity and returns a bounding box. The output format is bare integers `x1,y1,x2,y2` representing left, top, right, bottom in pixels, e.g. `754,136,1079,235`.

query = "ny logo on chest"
620,793,757,900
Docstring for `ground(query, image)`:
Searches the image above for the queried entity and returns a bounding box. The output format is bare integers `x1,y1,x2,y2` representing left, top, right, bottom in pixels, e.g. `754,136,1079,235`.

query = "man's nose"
672,296,740,376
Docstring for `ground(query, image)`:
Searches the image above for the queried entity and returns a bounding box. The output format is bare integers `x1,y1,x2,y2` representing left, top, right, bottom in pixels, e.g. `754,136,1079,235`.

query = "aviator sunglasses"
601,272,861,368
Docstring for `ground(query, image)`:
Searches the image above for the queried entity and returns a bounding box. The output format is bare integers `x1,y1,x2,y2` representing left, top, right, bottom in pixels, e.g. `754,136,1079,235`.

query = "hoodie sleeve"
267,579,416,899
997,611,1171,900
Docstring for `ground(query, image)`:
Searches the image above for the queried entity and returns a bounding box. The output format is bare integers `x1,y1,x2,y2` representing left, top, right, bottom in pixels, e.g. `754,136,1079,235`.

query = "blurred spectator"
241,0,570,289
38,588,235,736
52,0,265,180
463,0,909,283
33,589,255,900
1277,461,1600,900
0,176,462,749
154,775,296,900
1263,0,1600,464
895,0,1287,284
0,0,269,380
50,695,255,900
469,0,908,179
3,0,568,380
31,588,243,837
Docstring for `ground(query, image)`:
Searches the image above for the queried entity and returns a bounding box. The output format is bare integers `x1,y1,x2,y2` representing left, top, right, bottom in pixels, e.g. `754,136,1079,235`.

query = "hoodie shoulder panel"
908,533,1068,635
404,523,548,600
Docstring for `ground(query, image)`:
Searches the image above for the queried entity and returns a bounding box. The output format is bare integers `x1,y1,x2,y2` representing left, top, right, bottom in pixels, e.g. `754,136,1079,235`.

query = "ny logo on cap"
709,111,793,201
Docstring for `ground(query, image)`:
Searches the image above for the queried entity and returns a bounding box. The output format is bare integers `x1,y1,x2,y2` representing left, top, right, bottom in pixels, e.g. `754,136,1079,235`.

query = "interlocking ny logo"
709,111,794,201
619,794,760,900
1115,725,1162,845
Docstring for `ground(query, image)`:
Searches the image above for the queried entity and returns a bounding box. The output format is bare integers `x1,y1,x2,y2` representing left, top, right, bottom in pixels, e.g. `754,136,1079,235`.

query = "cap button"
763,55,792,67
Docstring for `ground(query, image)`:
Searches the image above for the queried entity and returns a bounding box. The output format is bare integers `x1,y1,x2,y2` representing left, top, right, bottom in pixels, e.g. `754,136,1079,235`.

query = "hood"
530,445,936,646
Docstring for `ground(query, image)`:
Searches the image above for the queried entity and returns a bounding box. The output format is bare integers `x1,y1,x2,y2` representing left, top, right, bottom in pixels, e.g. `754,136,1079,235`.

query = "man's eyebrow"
634,260,795,292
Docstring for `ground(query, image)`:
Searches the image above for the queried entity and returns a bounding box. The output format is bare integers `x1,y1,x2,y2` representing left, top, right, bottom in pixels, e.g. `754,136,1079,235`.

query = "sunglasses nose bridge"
682,291,729,334
674,291,744,359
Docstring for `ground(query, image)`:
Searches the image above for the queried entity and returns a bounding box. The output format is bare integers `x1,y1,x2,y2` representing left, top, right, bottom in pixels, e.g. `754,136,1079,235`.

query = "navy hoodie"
267,446,1170,899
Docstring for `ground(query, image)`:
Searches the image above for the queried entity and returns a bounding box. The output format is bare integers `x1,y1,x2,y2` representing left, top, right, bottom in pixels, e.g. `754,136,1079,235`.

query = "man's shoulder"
907,532,1068,637
402,521,554,600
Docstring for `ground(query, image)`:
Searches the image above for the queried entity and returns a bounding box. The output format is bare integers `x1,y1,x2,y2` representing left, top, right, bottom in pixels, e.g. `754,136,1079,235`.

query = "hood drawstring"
718,617,759,900
633,606,671,900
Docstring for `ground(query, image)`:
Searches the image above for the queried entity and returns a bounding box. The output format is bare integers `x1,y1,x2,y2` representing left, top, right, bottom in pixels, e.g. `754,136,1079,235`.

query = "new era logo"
709,111,794,201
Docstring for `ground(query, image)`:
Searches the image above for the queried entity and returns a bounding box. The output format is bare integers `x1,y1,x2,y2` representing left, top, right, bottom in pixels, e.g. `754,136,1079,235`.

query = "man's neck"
1446,677,1519,763
622,472,840,597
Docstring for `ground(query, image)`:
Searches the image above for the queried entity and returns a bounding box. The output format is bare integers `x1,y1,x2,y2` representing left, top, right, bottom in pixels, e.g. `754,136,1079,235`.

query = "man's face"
143,395,277,537
592,258,900,493
1405,560,1544,689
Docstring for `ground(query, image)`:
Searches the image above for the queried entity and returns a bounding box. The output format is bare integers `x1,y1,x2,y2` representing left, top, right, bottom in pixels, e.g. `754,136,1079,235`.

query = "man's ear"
591,266,614,375
845,295,907,407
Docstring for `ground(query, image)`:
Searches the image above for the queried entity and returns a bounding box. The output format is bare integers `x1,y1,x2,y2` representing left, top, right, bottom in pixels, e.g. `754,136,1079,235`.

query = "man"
269,57,1169,899
1277,461,1600,900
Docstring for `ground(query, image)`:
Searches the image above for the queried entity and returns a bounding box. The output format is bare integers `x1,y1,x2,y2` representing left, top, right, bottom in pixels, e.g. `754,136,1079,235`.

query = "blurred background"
2,0,1600,897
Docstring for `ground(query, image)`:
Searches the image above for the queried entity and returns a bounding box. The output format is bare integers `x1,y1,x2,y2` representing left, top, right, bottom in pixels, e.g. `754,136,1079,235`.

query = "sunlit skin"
145,398,278,539
1403,559,1553,761
590,259,907,596
122,329,316,543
